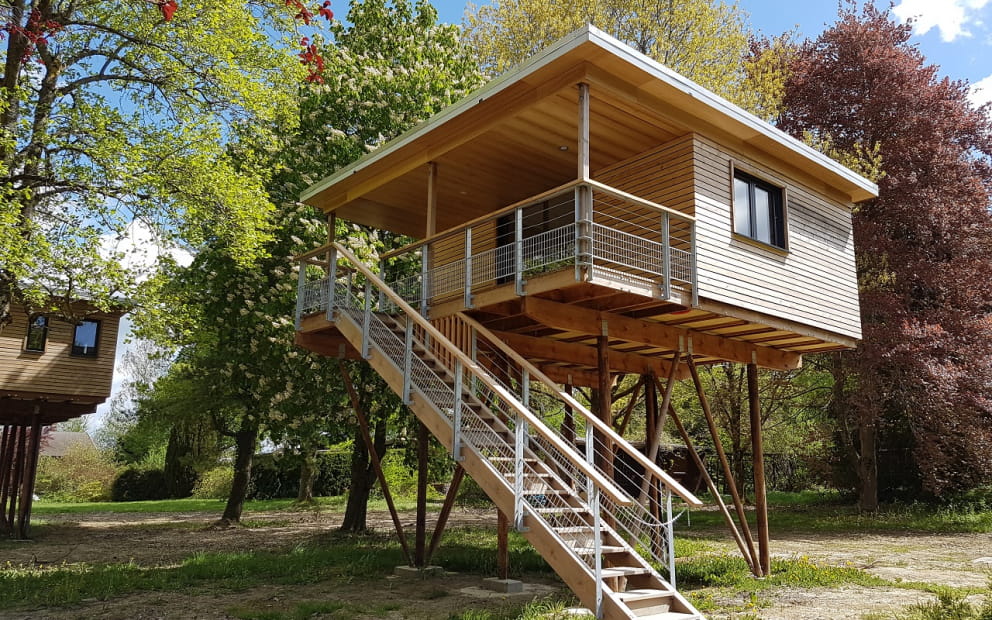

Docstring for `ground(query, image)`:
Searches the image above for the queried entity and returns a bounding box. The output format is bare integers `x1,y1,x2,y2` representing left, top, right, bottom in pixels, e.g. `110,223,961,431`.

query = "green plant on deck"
521,254,574,279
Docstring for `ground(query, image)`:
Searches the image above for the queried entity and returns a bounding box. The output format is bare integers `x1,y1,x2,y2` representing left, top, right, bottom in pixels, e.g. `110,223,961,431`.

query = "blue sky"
430,0,992,107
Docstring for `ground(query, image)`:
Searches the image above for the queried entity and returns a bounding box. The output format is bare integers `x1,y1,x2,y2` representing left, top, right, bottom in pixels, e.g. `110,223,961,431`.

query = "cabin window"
71,319,100,357
733,170,786,250
24,315,48,352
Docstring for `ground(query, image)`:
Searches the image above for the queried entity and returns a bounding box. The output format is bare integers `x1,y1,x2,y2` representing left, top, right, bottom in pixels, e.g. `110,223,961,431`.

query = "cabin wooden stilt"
748,361,771,576
426,465,465,564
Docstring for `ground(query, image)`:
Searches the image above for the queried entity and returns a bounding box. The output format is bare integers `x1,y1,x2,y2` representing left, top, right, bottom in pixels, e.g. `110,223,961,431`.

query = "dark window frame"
71,319,101,358
24,314,49,353
732,167,788,251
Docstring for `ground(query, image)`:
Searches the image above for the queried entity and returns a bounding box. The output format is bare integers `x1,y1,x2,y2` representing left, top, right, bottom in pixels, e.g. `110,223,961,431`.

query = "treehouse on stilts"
293,26,877,620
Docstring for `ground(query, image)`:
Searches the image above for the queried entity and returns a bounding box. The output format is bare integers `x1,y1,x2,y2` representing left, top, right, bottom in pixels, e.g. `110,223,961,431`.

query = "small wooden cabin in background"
0,300,123,538
293,26,876,619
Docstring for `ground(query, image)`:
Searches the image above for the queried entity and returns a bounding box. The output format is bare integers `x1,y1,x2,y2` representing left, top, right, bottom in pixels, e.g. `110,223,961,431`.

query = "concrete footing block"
393,565,445,579
481,577,524,593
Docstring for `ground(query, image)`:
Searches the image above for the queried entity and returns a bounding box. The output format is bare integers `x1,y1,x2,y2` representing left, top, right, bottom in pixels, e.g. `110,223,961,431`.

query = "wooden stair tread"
599,566,652,577
634,613,700,620
574,545,626,554
616,588,674,602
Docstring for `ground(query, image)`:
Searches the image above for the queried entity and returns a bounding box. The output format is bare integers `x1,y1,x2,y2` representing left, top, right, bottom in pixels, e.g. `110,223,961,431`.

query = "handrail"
457,312,703,507
585,179,695,223
294,243,335,262
332,242,634,508
380,179,584,261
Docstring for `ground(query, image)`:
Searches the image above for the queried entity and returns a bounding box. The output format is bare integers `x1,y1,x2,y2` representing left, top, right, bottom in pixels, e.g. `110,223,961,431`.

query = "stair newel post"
584,415,595,499
326,246,338,321
377,258,386,312
514,206,524,296
661,211,671,299
464,228,473,308
361,277,373,359
592,483,603,619
294,256,307,329
469,327,479,396
402,317,414,405
452,358,464,462
513,370,530,532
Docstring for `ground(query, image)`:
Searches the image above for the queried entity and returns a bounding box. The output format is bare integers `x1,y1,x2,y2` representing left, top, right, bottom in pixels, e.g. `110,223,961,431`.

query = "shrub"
110,468,169,502
248,449,352,500
193,466,234,500
34,443,119,502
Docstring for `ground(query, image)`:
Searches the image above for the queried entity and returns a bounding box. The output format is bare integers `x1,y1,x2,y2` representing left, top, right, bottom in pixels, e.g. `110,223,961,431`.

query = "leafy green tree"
0,0,320,330
463,0,750,103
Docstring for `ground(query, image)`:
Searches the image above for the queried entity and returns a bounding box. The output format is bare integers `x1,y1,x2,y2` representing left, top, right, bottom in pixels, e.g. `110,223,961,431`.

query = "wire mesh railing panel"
299,276,329,315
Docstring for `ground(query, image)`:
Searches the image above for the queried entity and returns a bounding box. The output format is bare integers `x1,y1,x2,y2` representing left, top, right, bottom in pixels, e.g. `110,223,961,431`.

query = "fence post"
464,228,473,309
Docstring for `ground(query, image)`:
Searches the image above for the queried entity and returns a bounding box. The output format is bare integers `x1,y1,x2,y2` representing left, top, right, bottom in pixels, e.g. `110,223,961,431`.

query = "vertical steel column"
294,256,307,329
464,228,473,308
592,484,603,619
452,359,464,462
361,277,373,359
420,245,430,317
666,489,676,589
690,221,699,307
514,207,524,296
513,414,526,530
661,212,671,299
402,318,414,405
326,245,338,321
377,258,386,311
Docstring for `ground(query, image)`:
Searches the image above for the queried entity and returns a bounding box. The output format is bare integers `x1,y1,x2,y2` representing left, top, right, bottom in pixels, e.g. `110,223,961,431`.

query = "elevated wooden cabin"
1,300,124,538
293,26,876,620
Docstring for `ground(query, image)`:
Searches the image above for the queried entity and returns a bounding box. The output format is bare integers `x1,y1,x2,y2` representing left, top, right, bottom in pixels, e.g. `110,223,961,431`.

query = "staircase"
305,243,705,620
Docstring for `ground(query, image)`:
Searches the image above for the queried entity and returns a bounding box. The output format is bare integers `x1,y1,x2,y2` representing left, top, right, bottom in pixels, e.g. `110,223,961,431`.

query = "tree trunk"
858,421,879,512
217,425,257,526
341,418,386,532
164,425,197,498
296,447,317,505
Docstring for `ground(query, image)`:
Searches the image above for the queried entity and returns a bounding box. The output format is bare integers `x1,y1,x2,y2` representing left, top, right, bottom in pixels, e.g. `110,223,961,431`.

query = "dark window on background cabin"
71,319,100,357
733,170,786,249
25,315,48,352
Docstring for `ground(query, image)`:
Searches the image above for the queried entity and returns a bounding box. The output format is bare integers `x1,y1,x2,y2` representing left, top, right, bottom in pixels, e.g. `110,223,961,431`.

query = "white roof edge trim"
299,27,596,203
301,24,878,205
582,26,878,198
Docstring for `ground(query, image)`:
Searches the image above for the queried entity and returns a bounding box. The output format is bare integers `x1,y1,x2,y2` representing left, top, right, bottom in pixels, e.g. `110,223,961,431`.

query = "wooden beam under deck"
520,297,802,371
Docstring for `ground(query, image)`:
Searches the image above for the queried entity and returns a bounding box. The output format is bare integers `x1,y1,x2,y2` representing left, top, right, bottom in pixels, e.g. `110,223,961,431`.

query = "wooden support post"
426,162,438,237
16,413,42,539
645,374,656,450
415,420,429,568
6,425,26,534
497,509,510,580
639,357,681,502
0,425,12,535
687,359,760,574
562,384,575,445
669,405,756,571
596,323,613,478
426,465,466,564
338,361,412,565
748,362,771,576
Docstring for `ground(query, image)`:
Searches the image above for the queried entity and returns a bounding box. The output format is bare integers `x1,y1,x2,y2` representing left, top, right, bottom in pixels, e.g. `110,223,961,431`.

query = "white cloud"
969,73,992,107
893,0,992,42
99,219,193,280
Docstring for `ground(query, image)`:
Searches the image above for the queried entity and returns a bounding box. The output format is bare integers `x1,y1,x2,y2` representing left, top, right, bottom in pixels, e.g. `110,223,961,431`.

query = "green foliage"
894,583,992,620
248,451,351,500
34,445,120,503
192,466,235,500
110,468,169,503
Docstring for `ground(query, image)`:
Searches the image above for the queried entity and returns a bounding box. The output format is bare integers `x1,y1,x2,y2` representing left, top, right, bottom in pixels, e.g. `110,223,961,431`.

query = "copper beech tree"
779,5,992,509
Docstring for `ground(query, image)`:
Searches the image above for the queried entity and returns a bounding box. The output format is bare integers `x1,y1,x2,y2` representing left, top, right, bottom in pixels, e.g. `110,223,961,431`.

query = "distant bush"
35,444,119,502
192,466,234,500
248,450,351,500
110,468,169,502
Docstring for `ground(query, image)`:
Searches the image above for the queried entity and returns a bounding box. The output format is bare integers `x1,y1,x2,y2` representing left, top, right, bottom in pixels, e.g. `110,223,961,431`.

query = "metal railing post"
453,359,463,461
294,259,307,330
464,228,473,309
362,277,373,359
378,258,386,312
690,221,699,307
469,327,479,395
574,187,582,283
666,489,676,590
592,485,603,619
585,417,595,499
402,318,414,405
514,413,527,531
420,245,430,317
514,207,524,296
662,212,671,300
326,246,338,320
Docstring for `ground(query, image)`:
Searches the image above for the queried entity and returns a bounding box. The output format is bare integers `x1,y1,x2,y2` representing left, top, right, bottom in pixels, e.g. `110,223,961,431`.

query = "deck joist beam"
521,297,802,371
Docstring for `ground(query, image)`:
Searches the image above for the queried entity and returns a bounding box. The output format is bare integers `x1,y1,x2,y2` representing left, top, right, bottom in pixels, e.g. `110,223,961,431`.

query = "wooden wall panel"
593,133,696,216
0,303,121,400
691,136,862,339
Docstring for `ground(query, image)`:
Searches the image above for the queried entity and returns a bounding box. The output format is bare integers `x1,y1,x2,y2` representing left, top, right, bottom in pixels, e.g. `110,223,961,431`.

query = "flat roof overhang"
301,26,878,238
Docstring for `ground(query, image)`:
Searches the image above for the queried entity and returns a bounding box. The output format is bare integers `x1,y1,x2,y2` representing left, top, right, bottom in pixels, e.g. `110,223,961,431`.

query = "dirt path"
2,508,990,619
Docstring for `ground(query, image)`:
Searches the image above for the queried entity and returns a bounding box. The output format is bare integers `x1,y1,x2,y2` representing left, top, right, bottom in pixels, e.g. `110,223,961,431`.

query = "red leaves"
318,1,334,21
2,8,63,64
158,0,178,22
298,37,325,83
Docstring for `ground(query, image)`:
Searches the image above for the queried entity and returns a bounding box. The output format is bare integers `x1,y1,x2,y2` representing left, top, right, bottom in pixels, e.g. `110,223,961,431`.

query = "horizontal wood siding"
593,133,696,217
692,136,862,339
0,304,121,400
